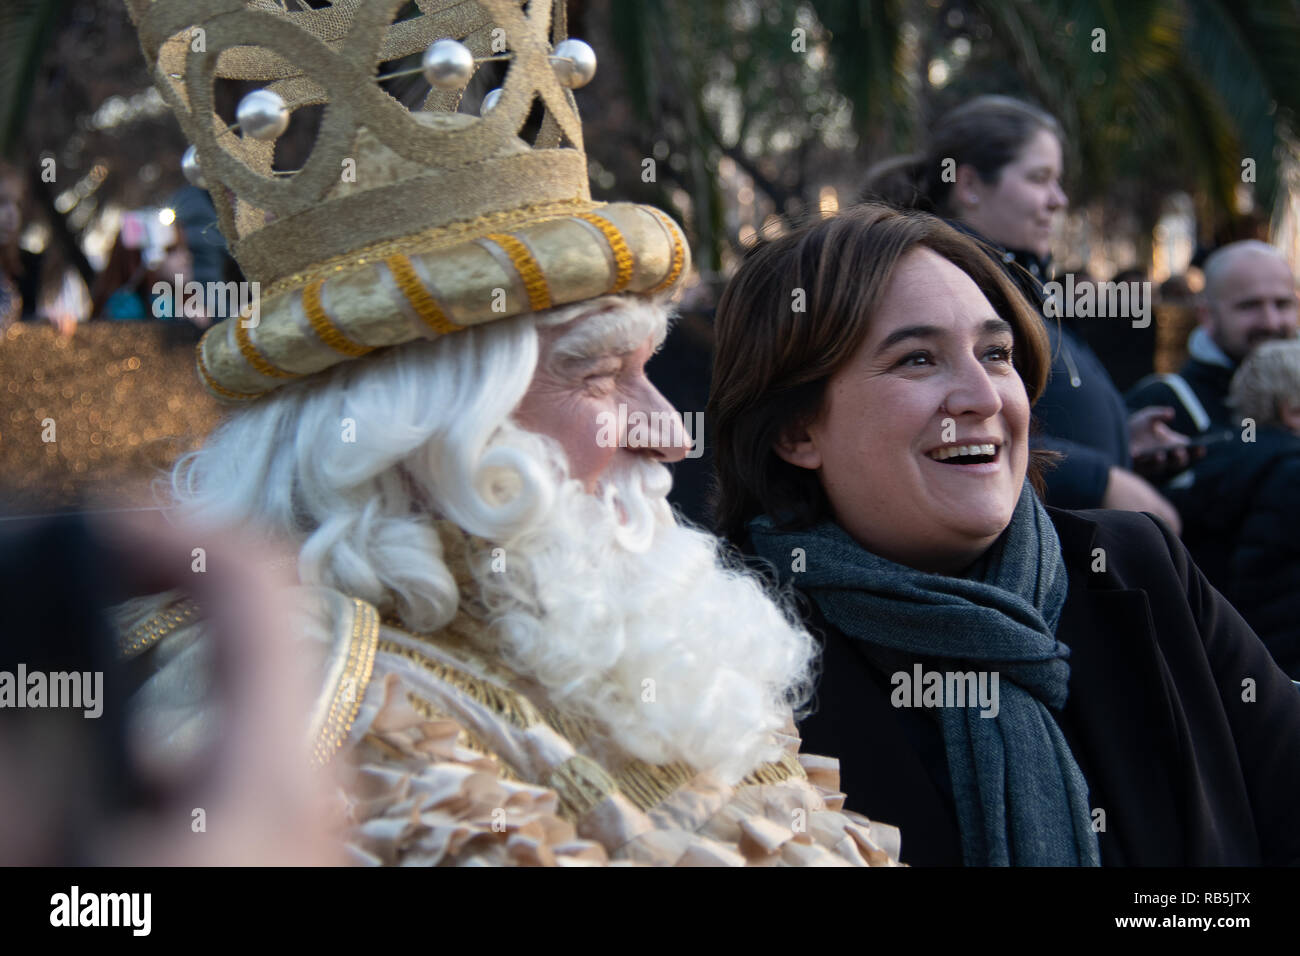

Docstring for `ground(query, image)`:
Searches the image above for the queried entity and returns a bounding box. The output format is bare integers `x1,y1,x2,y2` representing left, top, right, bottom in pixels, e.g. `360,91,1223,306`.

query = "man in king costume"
113,0,901,866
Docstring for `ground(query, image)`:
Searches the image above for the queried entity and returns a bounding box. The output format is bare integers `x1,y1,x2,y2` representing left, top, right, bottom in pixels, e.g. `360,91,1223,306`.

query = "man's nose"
1263,301,1296,333
625,387,690,464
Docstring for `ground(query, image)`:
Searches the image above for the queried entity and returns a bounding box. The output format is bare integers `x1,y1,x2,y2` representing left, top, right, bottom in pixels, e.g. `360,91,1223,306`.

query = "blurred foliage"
593,0,1300,273
3,0,1298,287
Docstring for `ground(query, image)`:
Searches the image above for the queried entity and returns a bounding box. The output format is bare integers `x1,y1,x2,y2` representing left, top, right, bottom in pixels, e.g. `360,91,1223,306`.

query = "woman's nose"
943,360,1003,419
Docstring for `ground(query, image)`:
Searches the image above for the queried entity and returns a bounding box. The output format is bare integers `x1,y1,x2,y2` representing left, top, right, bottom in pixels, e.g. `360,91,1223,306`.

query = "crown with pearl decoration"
124,0,689,403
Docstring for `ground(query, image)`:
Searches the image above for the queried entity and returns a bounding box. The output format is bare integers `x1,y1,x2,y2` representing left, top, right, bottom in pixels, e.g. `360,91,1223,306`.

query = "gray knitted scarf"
749,482,1100,866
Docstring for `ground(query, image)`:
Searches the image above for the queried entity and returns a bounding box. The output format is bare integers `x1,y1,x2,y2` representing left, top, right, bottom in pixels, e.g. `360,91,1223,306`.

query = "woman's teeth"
927,444,997,462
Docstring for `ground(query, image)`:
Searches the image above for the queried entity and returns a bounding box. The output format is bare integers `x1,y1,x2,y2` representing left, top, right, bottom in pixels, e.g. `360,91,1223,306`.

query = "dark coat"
794,506,1300,866
1033,319,1132,509
1126,356,1237,438
1162,428,1300,677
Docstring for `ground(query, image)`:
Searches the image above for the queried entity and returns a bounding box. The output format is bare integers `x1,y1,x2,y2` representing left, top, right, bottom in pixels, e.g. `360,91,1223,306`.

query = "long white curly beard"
467,447,816,785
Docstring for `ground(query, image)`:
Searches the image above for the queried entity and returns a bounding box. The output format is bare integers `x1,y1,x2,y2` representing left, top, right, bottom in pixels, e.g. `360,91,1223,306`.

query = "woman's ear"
773,418,822,471
953,163,986,209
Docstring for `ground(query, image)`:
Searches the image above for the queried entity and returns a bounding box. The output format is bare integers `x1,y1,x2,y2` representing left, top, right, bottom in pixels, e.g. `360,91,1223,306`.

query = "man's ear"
773,418,822,471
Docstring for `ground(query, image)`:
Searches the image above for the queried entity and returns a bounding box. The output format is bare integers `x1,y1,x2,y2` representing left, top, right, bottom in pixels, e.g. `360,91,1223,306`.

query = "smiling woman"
709,203,1300,867
772,247,1031,574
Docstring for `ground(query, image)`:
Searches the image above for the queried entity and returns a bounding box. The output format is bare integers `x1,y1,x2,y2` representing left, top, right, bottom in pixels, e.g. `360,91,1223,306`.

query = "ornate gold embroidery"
614,759,695,812
118,596,201,658
739,749,806,786
312,598,380,767
547,754,617,821
375,637,544,729
377,617,805,814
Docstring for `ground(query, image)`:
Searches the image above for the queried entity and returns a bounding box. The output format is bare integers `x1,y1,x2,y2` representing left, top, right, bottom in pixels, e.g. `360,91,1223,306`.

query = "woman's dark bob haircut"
708,202,1053,546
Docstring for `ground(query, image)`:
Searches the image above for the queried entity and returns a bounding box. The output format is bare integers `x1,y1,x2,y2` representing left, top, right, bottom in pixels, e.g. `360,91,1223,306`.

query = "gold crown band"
235,317,299,380
385,254,464,336
303,280,376,357
574,212,634,293
485,233,552,312
645,208,687,294
195,336,263,402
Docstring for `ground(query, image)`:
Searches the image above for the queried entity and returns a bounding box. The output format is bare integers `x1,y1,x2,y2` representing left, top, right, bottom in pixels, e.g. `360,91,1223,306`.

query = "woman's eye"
985,345,1013,363
896,351,933,368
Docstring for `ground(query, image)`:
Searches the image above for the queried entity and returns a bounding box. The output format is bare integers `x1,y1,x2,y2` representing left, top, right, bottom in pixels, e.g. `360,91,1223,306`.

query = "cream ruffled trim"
340,668,903,867
341,674,609,866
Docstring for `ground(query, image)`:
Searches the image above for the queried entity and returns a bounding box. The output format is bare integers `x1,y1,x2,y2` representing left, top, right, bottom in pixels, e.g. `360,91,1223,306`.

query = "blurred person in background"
1155,340,1300,677
167,183,236,290
862,95,1192,531
1076,266,1157,394
0,161,80,336
1128,240,1298,437
89,209,204,325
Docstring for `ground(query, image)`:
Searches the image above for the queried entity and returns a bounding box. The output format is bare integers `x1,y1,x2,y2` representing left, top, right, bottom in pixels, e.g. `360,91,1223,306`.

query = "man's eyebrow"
549,308,666,367
875,318,1011,352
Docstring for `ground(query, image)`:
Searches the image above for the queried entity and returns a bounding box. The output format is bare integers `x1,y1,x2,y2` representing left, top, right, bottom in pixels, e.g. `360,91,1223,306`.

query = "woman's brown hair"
860,95,1062,214
708,202,1054,545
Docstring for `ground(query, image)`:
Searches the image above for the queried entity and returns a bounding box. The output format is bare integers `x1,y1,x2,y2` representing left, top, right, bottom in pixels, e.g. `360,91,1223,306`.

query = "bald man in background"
1128,241,1299,436
1126,243,1300,654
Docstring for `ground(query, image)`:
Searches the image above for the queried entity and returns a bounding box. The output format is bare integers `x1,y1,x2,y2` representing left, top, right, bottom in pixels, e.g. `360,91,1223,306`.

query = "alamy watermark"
1043,274,1152,329
152,274,261,327
0,665,102,718
595,405,704,459
50,886,150,936
891,663,1000,718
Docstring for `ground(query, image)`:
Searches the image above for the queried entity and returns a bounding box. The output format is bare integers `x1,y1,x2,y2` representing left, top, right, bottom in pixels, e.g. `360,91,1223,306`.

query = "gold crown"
125,0,689,403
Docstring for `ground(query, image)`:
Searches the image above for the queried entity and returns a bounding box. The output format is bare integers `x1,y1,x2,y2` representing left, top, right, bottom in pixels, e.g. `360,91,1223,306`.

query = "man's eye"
582,369,619,392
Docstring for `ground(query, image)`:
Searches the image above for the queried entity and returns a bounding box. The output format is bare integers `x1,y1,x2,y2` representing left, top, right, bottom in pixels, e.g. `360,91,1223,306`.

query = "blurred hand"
1128,406,1197,469
1101,466,1183,535
87,509,344,866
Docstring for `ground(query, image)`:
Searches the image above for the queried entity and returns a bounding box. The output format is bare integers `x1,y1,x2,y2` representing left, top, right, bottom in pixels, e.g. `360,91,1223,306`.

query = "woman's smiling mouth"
925,442,1003,471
